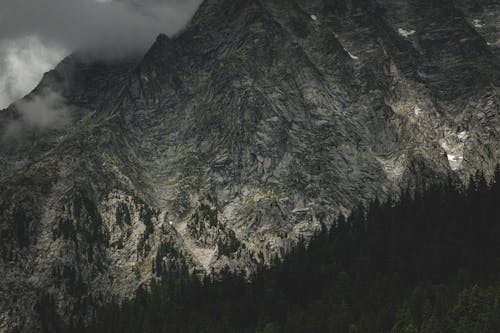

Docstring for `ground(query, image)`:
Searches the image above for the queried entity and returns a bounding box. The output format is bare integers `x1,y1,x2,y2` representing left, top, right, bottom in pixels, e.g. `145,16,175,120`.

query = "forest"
66,167,500,333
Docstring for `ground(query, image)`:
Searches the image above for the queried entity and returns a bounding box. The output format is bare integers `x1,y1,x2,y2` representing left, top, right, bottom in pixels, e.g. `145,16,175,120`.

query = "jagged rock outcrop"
1,0,499,331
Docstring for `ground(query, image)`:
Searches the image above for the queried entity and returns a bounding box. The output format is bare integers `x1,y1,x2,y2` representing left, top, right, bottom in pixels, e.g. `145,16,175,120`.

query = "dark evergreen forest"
67,167,500,333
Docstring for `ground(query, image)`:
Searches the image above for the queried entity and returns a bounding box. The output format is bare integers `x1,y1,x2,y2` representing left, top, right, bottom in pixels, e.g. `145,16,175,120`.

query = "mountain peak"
1,0,500,331
156,33,170,43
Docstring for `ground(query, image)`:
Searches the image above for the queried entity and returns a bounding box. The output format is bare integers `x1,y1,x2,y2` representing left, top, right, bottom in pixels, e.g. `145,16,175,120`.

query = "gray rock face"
1,0,499,331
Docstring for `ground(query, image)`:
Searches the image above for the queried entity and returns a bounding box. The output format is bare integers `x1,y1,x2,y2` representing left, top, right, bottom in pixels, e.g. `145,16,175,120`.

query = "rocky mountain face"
1,0,499,331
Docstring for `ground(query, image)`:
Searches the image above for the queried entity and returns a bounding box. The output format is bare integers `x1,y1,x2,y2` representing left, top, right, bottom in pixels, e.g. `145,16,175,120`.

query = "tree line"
64,166,500,333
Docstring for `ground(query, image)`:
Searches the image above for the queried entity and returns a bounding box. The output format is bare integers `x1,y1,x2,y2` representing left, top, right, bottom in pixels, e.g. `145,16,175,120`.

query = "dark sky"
0,0,202,108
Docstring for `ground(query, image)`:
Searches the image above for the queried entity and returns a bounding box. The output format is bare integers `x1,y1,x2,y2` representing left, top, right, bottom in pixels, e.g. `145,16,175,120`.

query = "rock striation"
0,0,499,331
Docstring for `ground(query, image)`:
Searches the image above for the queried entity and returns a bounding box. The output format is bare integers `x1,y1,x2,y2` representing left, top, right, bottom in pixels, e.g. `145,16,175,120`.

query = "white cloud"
0,0,202,56
0,37,66,109
2,89,70,141
0,0,202,109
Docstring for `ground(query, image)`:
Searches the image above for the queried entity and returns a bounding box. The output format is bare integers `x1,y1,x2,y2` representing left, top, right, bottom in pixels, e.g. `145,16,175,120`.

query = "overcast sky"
0,0,202,109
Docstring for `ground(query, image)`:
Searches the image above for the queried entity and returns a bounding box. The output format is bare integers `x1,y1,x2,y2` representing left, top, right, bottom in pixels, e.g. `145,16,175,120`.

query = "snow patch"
447,154,463,163
440,130,468,171
414,106,422,116
446,154,464,170
473,19,484,28
310,15,317,21
344,48,359,60
457,131,468,141
441,143,464,171
398,28,416,38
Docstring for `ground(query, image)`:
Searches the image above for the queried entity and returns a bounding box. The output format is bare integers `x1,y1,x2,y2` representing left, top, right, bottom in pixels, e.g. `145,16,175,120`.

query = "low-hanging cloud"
0,37,67,110
0,0,203,109
0,0,203,56
2,89,70,141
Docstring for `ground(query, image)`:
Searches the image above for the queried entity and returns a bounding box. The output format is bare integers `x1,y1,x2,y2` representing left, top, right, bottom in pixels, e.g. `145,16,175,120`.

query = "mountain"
1,0,499,331
79,171,500,333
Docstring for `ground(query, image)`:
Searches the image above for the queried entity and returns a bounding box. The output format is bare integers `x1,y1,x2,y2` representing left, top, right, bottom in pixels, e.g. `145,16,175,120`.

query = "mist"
0,0,203,56
0,0,203,109
0,37,67,110
2,89,70,141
